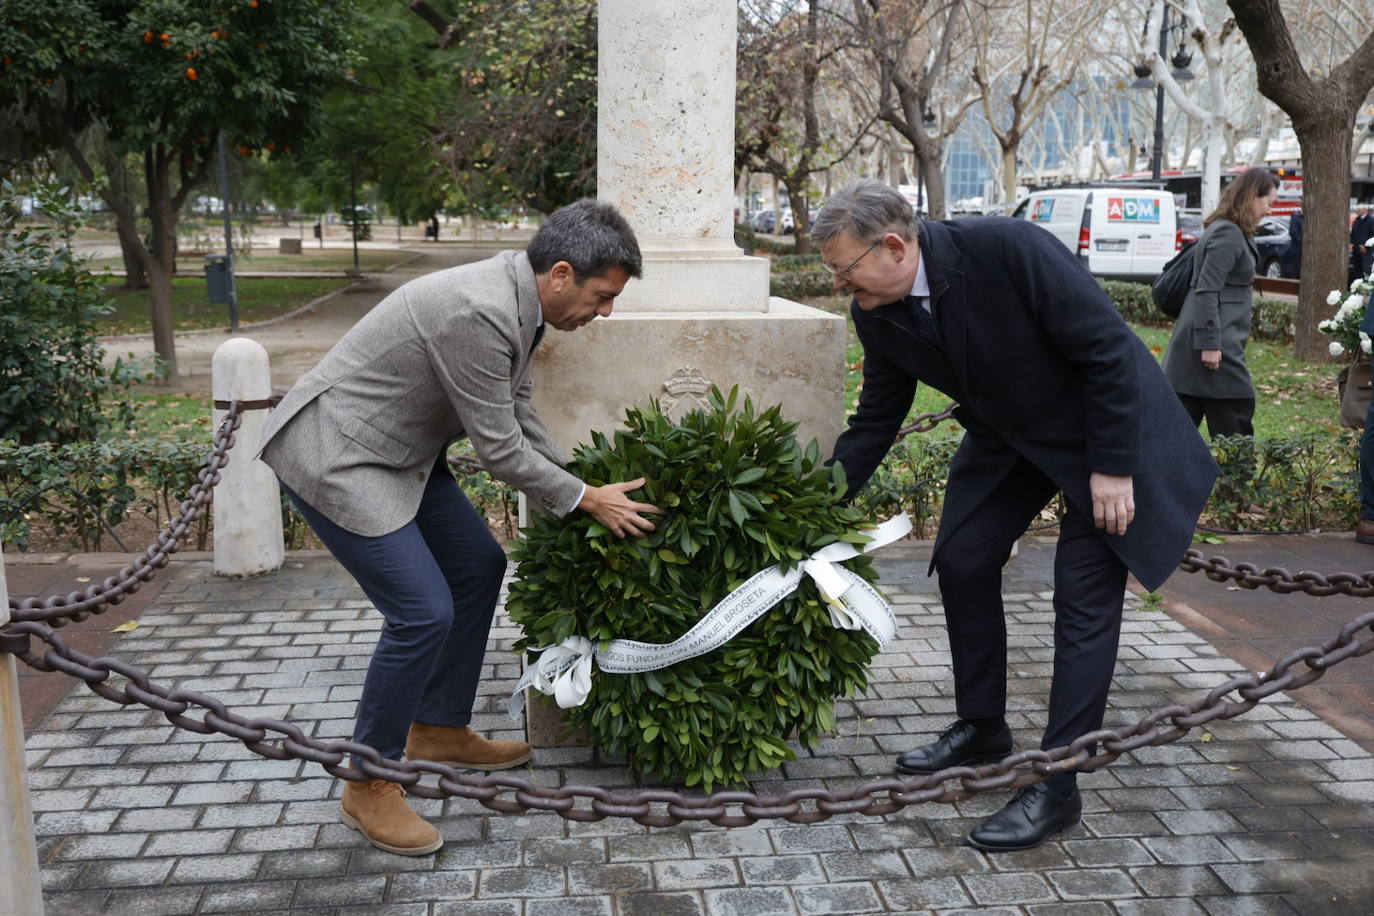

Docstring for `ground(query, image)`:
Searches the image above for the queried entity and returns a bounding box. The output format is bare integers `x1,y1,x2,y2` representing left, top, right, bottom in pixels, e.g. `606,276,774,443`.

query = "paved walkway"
12,535,1374,914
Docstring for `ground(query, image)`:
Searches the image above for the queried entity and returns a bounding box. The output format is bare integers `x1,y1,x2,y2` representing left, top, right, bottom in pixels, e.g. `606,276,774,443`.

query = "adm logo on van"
1106,196,1160,222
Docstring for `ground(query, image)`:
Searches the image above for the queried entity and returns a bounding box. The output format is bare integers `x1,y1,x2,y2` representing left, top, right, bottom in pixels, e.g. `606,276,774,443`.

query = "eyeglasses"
825,240,881,279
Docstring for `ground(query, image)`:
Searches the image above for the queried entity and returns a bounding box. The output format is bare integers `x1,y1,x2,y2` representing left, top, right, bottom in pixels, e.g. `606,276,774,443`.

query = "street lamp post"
1130,7,1193,183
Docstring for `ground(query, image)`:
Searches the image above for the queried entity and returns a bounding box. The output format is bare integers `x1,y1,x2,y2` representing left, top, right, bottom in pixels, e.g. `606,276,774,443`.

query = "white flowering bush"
1318,274,1374,359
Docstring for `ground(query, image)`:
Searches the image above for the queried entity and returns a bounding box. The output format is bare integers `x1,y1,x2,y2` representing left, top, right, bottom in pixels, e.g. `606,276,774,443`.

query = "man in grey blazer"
258,199,661,856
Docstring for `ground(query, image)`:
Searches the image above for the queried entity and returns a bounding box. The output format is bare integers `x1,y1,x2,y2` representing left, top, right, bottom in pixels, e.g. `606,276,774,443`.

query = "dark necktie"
904,294,941,348
529,323,546,356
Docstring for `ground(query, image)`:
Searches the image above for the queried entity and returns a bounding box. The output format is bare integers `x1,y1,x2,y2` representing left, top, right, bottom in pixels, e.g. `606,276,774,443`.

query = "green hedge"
849,428,1359,535
3,422,1361,551
0,438,208,552
1098,280,1295,344
0,437,518,552
733,223,795,257
769,254,832,300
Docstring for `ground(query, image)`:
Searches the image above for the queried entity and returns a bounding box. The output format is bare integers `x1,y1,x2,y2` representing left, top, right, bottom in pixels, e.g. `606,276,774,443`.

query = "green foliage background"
505,390,883,791
0,182,142,444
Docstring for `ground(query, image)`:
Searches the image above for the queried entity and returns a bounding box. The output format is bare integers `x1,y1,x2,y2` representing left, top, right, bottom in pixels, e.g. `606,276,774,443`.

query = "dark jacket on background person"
830,217,1217,592
1281,210,1303,277
1162,218,1256,401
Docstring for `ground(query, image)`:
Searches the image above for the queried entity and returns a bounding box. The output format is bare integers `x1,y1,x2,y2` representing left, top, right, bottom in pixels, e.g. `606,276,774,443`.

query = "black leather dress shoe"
966,782,1082,852
895,720,1014,775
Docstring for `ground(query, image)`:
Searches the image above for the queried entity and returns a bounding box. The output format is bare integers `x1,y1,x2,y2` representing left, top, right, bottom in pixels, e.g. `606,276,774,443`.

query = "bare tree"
844,0,981,219
738,0,873,253
969,0,1106,203
1225,0,1374,359
1127,0,1250,213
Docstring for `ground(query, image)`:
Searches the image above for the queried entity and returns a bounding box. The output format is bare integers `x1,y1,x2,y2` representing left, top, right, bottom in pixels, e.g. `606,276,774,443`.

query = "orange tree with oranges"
0,0,359,377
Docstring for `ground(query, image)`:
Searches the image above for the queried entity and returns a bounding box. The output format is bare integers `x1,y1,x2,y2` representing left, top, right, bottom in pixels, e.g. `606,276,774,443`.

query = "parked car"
1010,187,1179,282
751,210,776,234
1177,212,1202,246
1252,215,1291,279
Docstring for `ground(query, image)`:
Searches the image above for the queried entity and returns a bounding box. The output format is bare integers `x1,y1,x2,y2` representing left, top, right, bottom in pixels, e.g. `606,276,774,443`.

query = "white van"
1010,188,1179,281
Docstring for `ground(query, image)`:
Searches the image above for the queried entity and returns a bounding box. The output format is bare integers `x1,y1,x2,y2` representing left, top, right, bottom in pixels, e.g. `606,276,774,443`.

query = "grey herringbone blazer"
257,251,583,536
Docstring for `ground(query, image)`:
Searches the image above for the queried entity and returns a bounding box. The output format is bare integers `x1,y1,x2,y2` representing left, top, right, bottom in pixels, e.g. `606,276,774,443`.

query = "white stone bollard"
0,547,45,916
212,338,285,577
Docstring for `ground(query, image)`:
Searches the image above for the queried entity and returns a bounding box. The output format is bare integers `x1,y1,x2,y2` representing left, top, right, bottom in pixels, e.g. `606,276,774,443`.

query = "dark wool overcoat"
832,217,1217,591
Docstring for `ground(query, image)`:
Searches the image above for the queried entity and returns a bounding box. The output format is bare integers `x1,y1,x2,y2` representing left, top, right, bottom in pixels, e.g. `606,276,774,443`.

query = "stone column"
597,0,769,312
525,0,848,745
212,338,285,577
535,0,846,454
0,549,44,916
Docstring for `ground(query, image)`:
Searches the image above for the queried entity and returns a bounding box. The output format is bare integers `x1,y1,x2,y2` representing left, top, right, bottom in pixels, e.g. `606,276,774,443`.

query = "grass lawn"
97,275,349,335
800,292,1341,441
121,393,216,439
89,247,411,273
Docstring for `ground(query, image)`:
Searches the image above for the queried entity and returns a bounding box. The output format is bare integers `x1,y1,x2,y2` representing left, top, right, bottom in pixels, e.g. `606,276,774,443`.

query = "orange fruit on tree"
185,67,197,80
143,31,153,43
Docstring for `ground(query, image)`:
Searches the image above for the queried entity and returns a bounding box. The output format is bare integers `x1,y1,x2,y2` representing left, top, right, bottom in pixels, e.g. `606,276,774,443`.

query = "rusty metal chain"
5,608,1372,826
447,454,483,477
1180,549,1374,598
6,403,244,627
895,403,958,440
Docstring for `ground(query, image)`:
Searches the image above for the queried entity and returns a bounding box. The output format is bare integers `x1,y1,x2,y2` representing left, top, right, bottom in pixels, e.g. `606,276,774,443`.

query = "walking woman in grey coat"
1163,167,1278,436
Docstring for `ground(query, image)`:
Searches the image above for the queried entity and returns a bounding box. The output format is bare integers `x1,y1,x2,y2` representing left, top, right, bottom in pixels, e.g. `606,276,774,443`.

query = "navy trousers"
933,457,1127,753
283,457,507,762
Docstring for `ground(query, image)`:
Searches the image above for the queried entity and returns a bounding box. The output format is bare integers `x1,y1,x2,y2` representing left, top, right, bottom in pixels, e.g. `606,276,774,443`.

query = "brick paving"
17,540,1374,914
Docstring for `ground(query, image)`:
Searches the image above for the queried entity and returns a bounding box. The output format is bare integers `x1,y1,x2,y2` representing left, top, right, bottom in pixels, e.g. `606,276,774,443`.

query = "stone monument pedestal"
533,299,846,450
515,0,848,748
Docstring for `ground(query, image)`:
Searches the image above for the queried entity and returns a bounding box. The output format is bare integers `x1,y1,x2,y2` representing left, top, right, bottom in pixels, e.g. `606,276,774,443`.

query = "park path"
99,247,499,395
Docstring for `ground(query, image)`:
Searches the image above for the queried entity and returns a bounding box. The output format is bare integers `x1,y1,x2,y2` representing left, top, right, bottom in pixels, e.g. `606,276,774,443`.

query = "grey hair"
811,178,920,246
527,198,643,280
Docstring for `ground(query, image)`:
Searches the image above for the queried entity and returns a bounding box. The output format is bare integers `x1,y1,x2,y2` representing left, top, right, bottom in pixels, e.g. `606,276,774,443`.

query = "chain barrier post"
212,338,284,576
0,547,44,915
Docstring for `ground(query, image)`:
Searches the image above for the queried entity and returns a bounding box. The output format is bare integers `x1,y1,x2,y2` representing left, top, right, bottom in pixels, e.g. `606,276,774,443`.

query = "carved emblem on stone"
661,367,713,422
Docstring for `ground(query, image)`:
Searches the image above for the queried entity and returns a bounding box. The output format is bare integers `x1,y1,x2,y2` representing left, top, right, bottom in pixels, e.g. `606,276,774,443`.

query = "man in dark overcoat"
1352,205,1374,280
1281,208,1303,278
815,179,1217,852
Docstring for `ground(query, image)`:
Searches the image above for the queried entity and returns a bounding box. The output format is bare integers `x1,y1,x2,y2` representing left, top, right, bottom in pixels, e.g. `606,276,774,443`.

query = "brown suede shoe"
404,722,533,770
340,779,443,856
1358,520,1374,545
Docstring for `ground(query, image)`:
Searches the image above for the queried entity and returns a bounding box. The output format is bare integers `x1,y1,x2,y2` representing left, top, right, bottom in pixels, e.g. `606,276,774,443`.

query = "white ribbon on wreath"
507,514,912,721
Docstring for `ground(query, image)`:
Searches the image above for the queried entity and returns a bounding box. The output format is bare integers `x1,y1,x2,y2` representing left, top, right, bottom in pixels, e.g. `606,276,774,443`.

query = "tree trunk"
920,151,947,221
1294,116,1357,361
144,149,179,376
771,174,782,236
1200,117,1224,215
1000,144,1018,206
786,185,811,254
116,220,149,289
